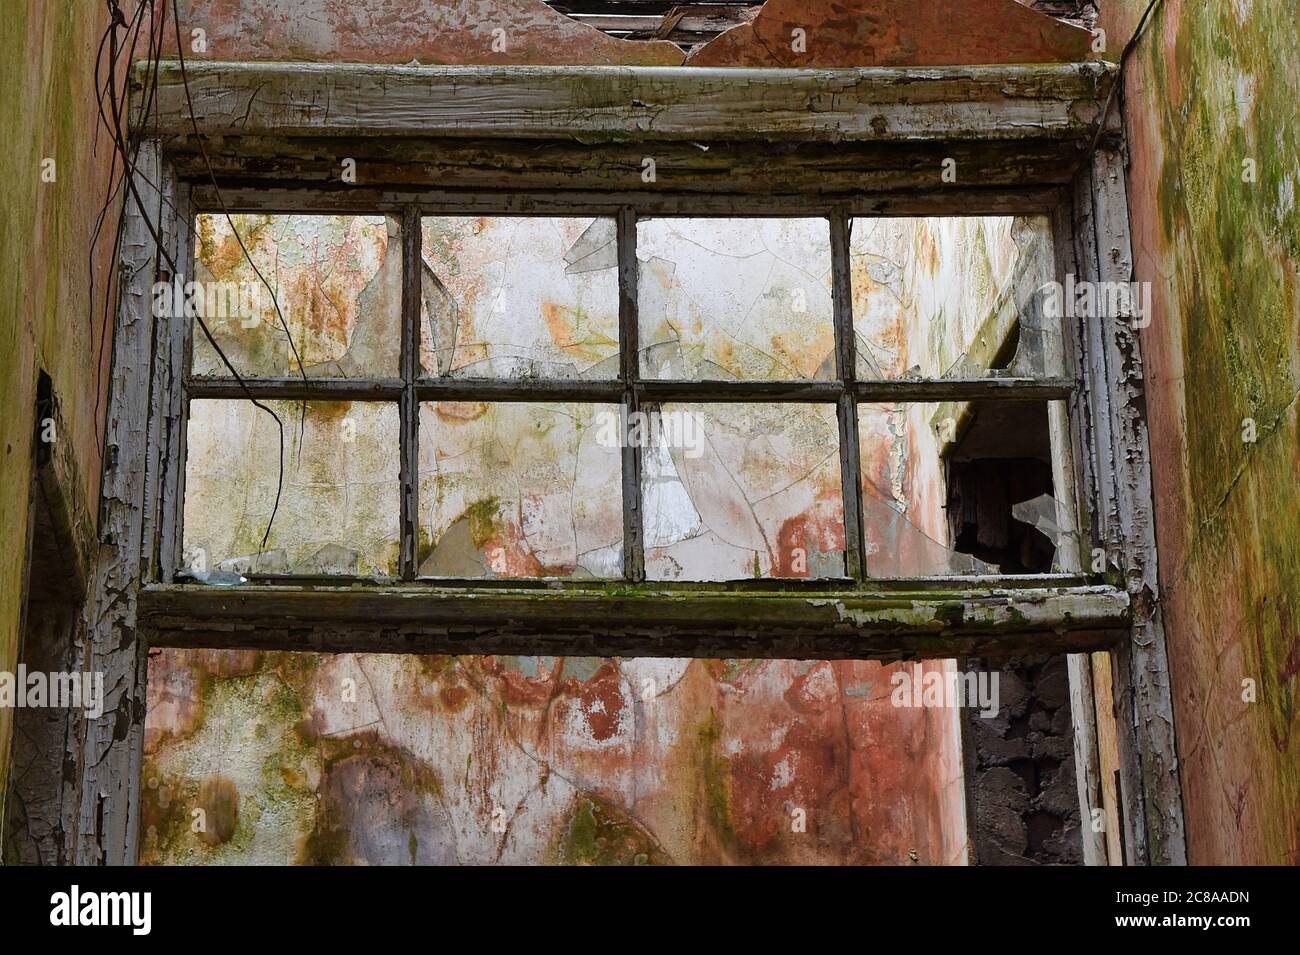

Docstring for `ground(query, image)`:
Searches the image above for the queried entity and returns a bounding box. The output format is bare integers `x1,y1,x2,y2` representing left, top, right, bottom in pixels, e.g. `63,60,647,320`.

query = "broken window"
858,400,1072,577
183,399,401,578
417,401,623,578
419,216,620,379
180,210,1075,584
643,402,845,580
191,214,400,379
152,202,1101,866
850,216,1059,380
638,218,836,380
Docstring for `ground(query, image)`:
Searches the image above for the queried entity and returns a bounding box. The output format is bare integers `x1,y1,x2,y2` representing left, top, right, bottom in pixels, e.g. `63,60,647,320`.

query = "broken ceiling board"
176,0,685,66
564,5,763,44
138,59,1114,144
686,0,1096,67
138,582,1129,660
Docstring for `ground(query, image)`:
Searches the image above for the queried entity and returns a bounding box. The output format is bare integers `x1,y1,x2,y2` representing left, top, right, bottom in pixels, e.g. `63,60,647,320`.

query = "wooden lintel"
138,582,1128,660
185,184,1069,218
135,59,1114,144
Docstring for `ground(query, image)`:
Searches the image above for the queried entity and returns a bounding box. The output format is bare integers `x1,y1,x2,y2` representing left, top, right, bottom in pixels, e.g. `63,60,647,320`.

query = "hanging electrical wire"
93,0,295,556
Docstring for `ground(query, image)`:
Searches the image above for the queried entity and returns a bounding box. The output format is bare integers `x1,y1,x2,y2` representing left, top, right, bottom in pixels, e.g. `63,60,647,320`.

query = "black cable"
92,0,289,556
1086,0,1165,159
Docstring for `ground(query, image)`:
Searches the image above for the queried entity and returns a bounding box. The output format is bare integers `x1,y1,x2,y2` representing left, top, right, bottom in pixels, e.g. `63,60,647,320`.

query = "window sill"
139,578,1128,659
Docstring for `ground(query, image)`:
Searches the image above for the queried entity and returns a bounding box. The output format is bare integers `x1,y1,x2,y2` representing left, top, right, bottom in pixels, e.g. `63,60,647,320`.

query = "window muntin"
180,209,1070,585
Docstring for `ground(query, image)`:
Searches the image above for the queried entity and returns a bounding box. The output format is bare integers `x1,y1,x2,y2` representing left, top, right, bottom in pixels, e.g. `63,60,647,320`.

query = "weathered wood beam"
399,205,421,582
77,143,173,865
1072,146,1187,865
854,378,1072,403
616,206,646,581
138,582,1128,660
184,376,1073,403
1050,196,1116,866
831,210,866,581
187,377,407,401
186,184,1068,218
135,60,1114,144
167,135,1090,197
187,378,909,405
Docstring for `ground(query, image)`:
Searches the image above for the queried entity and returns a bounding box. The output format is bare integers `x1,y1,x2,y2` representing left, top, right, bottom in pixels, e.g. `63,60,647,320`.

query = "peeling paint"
142,649,967,864
1115,0,1300,863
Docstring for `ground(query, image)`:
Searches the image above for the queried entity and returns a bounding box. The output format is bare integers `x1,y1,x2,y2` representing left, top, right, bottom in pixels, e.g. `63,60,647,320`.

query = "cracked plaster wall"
1104,0,1300,864
0,1,126,847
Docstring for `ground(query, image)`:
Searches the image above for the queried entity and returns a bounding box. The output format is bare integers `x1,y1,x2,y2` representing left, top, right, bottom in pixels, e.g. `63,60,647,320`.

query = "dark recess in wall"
944,400,1083,864
961,654,1083,865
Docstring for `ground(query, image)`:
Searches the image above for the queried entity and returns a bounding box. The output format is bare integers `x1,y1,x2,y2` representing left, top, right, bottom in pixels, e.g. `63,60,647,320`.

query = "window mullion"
164,204,197,583
830,210,866,583
618,206,645,582
399,205,421,580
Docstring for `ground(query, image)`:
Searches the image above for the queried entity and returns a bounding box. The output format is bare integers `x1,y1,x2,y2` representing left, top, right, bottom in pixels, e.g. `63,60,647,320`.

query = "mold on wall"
141,649,969,864
1107,0,1300,863
0,0,124,832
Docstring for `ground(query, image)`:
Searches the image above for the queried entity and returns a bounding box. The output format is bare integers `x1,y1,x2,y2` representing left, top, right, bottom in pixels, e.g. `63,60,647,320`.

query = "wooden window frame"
147,188,1120,660
178,200,1076,586
75,59,1184,866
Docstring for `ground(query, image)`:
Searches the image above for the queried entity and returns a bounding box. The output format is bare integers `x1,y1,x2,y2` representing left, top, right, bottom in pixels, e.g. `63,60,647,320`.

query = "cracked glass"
857,400,1073,577
419,216,620,379
642,402,845,581
417,401,623,578
637,218,836,380
849,215,1059,381
190,214,400,378
183,399,401,578
180,209,1076,588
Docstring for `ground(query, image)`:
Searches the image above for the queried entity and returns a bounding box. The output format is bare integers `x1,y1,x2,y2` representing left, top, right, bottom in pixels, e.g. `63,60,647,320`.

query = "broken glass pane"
190,214,400,378
858,400,1074,576
183,400,401,578
849,216,1059,380
419,217,620,379
638,218,836,380
643,403,845,581
418,402,622,578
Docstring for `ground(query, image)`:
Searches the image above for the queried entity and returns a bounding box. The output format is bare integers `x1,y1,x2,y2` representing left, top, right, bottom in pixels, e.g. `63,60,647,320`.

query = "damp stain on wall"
1116,0,1300,864
141,649,967,865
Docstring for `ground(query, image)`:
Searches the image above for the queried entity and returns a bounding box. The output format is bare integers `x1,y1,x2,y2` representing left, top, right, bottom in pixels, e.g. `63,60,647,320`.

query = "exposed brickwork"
961,654,1084,866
